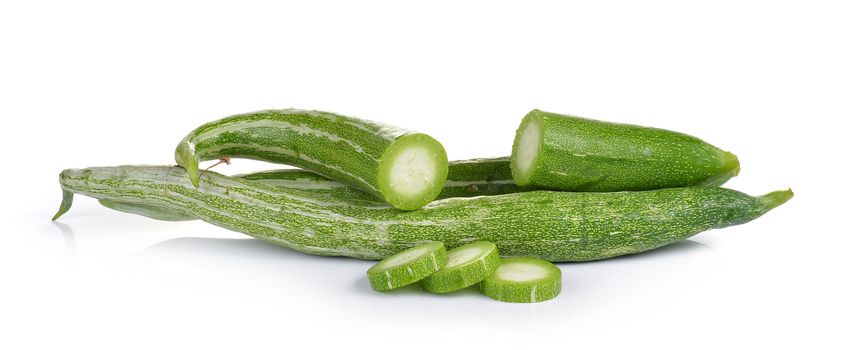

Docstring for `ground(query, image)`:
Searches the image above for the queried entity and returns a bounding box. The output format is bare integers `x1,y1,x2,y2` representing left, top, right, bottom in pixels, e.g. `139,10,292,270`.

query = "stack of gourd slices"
367,241,562,303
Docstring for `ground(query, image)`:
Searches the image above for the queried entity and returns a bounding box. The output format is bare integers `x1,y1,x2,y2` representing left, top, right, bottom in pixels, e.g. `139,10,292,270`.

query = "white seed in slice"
378,133,449,210
388,147,438,196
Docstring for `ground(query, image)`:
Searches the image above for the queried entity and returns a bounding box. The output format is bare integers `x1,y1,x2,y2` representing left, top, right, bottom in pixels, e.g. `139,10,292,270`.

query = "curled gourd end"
175,141,200,187
52,189,74,221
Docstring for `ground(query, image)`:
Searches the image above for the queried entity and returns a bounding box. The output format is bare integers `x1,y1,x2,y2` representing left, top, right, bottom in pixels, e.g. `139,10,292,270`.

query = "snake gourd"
512,109,741,191
176,109,448,210
98,158,532,221
53,165,792,262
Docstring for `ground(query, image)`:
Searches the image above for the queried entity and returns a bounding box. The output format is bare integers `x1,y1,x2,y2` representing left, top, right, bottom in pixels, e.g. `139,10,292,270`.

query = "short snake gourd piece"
511,109,741,191
176,109,449,210
53,166,792,262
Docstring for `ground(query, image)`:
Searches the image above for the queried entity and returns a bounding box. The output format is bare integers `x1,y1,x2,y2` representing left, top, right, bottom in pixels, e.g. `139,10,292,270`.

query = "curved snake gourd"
176,109,448,210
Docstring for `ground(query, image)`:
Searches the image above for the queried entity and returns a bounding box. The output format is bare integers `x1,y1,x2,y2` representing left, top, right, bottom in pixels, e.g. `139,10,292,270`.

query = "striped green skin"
367,242,447,291
480,258,562,303
98,199,195,221
54,166,792,262
98,158,530,221
175,109,449,210
511,109,741,191
422,241,500,294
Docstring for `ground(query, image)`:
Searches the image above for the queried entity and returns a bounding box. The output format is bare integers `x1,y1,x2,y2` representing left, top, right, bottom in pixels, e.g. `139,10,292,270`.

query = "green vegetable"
422,241,500,294
54,166,792,262
175,109,449,210
511,109,741,191
480,257,562,303
97,158,529,221
367,242,447,291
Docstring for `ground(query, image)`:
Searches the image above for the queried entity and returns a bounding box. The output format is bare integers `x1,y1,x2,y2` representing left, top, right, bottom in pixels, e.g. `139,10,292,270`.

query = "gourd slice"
367,242,447,291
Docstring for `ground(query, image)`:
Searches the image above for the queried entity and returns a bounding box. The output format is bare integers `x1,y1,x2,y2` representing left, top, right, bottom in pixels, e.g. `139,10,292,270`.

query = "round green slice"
422,241,500,294
480,257,562,303
367,242,447,291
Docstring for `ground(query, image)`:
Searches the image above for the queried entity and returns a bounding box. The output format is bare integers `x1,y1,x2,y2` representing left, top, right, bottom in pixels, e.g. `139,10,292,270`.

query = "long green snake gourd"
53,165,792,262
96,158,531,221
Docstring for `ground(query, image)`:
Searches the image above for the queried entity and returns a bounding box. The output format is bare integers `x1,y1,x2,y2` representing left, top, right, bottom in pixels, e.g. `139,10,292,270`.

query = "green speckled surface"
175,109,448,209
55,166,791,262
99,158,531,220
511,109,741,191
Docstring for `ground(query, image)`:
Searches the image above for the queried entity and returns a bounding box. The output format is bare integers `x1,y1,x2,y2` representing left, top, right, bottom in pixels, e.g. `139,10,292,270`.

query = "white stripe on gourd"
100,158,525,220
176,109,448,210
55,165,793,262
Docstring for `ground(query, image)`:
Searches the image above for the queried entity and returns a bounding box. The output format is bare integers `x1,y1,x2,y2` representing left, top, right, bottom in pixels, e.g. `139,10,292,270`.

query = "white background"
1,1,845,349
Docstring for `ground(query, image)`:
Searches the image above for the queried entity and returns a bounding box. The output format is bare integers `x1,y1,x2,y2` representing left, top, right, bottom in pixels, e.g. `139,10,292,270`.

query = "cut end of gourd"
378,133,448,210
175,141,200,188
510,112,543,186
494,261,549,282
369,243,440,273
444,244,487,268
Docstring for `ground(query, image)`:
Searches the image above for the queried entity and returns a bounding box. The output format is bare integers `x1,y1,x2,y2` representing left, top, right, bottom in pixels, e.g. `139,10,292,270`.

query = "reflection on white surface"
52,221,77,261
22,185,830,349
138,236,711,266
126,236,716,302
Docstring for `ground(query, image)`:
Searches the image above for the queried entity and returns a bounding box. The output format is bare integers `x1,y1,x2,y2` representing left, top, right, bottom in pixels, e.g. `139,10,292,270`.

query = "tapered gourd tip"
701,151,741,186
52,189,74,221
726,152,741,177
175,141,200,187
760,188,794,210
